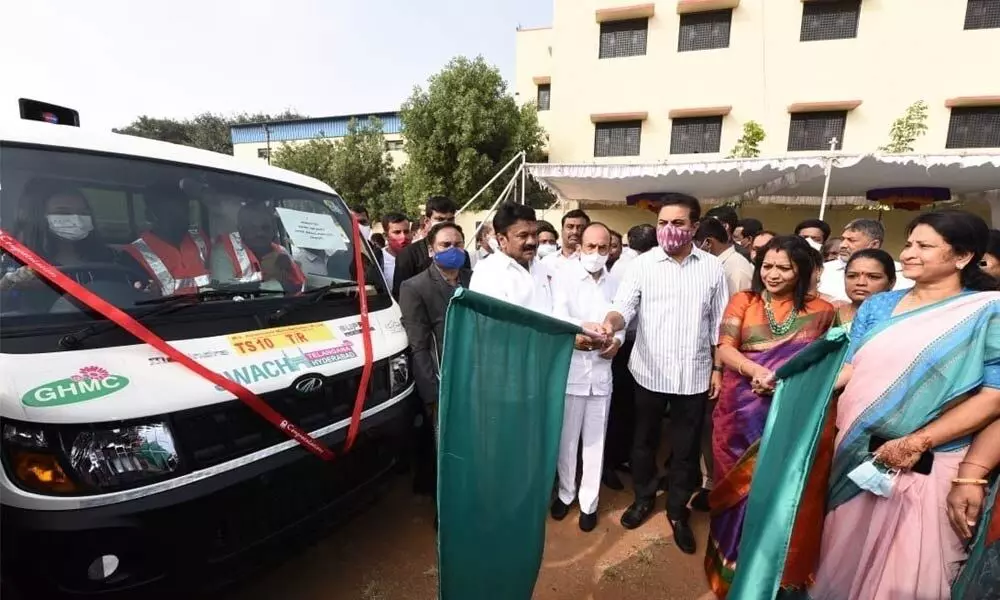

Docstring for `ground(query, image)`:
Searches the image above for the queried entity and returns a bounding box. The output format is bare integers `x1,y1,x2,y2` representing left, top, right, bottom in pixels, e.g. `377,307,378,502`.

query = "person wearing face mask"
469,202,554,314
393,196,470,297
596,194,728,554
1,180,119,295
120,183,213,297
542,209,590,273
549,223,624,532
380,212,411,292
399,222,471,427
470,222,497,270
399,222,471,522
348,204,383,271
536,221,560,261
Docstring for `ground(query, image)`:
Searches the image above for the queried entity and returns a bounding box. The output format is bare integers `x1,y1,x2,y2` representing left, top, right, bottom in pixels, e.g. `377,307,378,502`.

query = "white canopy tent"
526,153,1000,216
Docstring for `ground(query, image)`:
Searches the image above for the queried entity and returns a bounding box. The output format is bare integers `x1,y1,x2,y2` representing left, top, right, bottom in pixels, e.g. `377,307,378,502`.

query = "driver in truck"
0,180,125,302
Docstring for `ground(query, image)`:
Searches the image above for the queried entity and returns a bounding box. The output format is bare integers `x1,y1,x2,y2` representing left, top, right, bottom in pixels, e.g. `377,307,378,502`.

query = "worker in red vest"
231,203,306,294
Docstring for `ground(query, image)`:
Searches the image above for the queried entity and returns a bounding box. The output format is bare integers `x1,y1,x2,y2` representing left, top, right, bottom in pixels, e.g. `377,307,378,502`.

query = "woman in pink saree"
810,211,1000,599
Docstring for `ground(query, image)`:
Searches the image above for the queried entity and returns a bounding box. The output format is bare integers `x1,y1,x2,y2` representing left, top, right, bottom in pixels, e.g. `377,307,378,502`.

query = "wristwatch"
712,365,724,373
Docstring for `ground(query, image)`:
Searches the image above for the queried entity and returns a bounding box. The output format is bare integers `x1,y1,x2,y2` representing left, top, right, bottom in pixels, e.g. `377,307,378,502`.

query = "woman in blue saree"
809,211,1000,599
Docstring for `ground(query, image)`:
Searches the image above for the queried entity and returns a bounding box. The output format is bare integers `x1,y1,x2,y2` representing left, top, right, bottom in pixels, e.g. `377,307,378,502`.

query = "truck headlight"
68,423,179,490
2,422,76,494
389,354,410,397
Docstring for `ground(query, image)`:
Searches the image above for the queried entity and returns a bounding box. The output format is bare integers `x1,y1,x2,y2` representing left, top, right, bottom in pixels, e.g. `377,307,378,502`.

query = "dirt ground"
226,474,714,600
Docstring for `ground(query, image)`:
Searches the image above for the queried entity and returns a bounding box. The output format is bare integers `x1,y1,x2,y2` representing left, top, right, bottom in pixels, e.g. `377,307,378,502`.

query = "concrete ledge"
669,105,732,118
946,96,1000,108
677,0,739,14
595,3,655,22
532,76,551,85
787,100,863,113
591,112,649,123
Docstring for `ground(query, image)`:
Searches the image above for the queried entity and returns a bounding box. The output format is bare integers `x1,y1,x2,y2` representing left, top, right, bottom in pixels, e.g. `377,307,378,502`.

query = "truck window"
0,144,385,330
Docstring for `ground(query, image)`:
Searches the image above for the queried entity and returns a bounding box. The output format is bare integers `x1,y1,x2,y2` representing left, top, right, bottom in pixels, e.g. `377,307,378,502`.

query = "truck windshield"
0,145,385,331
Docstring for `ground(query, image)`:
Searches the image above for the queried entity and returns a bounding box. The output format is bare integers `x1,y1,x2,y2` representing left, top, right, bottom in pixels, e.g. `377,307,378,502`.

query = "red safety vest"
125,231,211,296
215,232,263,284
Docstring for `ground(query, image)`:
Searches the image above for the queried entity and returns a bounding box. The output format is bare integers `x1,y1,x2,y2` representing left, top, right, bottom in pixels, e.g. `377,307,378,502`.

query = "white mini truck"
0,106,414,598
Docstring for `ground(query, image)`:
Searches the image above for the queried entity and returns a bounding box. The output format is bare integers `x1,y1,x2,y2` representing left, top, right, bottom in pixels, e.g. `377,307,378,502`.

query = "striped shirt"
611,246,728,395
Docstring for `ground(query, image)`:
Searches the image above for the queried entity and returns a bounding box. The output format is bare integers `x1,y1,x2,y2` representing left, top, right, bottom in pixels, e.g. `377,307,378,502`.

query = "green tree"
727,121,766,158
878,100,929,153
272,117,396,218
114,110,305,155
399,56,550,212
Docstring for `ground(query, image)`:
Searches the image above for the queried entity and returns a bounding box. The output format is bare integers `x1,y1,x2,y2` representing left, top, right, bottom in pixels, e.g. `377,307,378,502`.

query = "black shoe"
550,498,570,521
668,518,697,554
691,488,711,512
620,499,654,530
602,469,625,491
579,511,598,532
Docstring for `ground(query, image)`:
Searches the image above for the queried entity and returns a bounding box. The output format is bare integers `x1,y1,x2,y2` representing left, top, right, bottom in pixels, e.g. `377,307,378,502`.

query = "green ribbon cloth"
436,289,579,600
728,328,850,600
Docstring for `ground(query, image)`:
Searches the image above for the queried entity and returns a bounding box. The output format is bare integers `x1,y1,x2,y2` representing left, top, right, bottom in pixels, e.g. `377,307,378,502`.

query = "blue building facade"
230,111,402,144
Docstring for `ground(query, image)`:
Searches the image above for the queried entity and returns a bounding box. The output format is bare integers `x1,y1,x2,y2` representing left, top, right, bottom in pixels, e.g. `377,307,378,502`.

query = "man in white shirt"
541,209,589,272
469,202,553,314
818,218,912,301
695,218,754,298
599,194,728,555
549,223,624,532
380,212,412,291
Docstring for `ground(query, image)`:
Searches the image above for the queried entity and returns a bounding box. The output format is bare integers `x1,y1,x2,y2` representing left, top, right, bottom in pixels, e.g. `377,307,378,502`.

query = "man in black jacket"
398,222,471,518
391,196,470,297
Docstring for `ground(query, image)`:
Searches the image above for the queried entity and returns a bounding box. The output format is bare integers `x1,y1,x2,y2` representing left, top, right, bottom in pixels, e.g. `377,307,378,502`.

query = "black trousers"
604,335,636,470
631,385,707,520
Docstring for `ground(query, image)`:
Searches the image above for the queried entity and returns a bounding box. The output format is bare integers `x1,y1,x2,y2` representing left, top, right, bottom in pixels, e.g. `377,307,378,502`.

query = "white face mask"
487,237,501,253
47,214,94,241
580,251,608,273
358,225,372,240
537,243,558,259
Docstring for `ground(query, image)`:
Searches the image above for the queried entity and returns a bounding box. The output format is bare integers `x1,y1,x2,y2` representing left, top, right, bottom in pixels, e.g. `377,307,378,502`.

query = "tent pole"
456,151,524,215
470,166,521,245
818,137,838,221
520,152,527,205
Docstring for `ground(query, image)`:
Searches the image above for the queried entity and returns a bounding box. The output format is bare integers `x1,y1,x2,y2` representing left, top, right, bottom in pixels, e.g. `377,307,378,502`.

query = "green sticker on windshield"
22,366,130,407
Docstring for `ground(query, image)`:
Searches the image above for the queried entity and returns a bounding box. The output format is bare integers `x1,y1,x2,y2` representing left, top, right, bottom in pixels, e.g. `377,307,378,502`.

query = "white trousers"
557,393,612,515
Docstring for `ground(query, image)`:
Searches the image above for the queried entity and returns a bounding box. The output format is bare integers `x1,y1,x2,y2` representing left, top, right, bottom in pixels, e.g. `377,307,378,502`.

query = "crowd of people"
391,194,1000,600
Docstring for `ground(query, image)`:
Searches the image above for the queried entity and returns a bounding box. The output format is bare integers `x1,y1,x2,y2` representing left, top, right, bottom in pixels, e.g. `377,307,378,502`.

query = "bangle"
952,478,990,486
712,365,723,373
960,460,992,472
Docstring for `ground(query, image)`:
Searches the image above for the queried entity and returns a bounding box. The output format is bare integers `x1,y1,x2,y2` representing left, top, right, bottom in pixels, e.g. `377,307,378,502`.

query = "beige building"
516,0,1000,163
230,111,406,167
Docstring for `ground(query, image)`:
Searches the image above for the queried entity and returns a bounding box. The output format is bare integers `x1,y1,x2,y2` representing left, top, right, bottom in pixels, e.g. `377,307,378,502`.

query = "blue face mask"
847,457,897,498
434,246,466,270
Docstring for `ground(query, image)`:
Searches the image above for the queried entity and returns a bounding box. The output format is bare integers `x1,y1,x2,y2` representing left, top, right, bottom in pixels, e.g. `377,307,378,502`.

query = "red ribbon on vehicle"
346,214,375,451
0,227,382,462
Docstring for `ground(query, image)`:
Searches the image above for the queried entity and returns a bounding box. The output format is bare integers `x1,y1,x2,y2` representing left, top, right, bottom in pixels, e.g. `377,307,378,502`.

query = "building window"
800,0,861,42
965,0,1000,30
537,84,551,111
670,116,723,154
946,107,1000,148
787,111,847,151
257,148,270,159
678,10,732,52
384,140,404,152
599,18,648,59
594,121,642,157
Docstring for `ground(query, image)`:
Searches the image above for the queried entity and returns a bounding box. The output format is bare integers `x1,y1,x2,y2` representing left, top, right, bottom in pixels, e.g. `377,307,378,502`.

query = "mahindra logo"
293,375,324,395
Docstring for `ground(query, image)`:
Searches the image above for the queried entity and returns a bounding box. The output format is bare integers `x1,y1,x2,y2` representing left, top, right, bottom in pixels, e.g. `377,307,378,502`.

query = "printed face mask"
657,224,694,254
580,251,608,273
46,214,94,241
846,458,897,498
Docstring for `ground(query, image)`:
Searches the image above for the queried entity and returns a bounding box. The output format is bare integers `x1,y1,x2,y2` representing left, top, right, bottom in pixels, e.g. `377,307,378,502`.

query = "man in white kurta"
469,203,553,314
549,223,623,532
